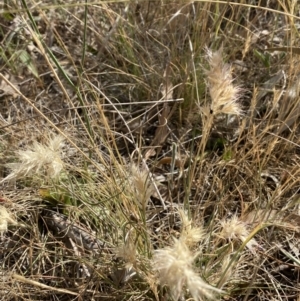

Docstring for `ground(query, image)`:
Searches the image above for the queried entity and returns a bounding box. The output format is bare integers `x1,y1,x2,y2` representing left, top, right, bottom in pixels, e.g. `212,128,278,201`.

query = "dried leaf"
255,70,284,109
276,74,300,135
149,69,173,151
0,74,20,98
151,103,170,147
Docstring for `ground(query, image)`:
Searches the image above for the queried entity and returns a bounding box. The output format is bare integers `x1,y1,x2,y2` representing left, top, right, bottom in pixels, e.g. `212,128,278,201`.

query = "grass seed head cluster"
152,210,223,301
1,135,65,183
204,47,242,116
199,47,243,153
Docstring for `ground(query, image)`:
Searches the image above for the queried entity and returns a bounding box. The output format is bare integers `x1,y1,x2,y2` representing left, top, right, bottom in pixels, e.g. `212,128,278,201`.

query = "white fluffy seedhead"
219,215,259,254
204,47,242,117
1,135,65,183
153,210,223,300
152,238,222,301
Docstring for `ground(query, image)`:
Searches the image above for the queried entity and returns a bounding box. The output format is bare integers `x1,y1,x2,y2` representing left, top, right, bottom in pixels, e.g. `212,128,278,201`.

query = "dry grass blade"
149,69,174,152
12,274,79,296
266,47,300,54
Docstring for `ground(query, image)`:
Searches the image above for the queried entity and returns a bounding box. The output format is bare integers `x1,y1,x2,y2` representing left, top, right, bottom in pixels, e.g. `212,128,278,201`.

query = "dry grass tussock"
0,1,300,300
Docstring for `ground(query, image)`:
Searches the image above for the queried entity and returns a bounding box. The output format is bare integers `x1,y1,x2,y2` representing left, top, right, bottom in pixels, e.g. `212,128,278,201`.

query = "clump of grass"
1,1,300,300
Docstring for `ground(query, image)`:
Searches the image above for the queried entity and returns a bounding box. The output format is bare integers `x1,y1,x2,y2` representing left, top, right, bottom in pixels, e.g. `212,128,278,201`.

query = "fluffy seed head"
128,164,155,210
152,238,222,301
205,47,242,116
1,135,65,183
179,209,205,248
219,215,259,254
